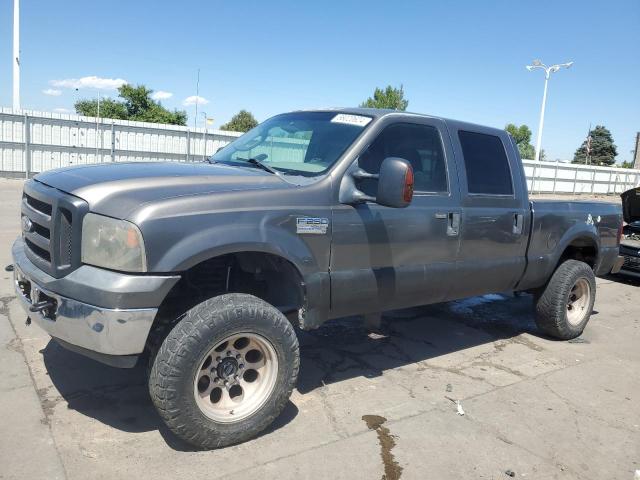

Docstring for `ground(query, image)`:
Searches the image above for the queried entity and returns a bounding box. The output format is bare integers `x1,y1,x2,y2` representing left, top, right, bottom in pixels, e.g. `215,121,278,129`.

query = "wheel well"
558,238,598,269
147,252,305,350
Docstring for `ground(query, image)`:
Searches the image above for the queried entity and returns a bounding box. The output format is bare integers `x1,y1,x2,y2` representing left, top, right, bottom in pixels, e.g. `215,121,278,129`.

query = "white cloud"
42,88,62,96
183,95,209,106
151,90,173,101
53,108,72,113
50,75,127,90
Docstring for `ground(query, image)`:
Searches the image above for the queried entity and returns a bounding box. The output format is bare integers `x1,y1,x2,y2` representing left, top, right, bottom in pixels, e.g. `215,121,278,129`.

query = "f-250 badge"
296,217,329,235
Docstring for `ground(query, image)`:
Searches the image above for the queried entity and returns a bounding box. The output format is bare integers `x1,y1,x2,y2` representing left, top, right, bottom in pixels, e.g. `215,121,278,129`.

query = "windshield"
210,111,372,176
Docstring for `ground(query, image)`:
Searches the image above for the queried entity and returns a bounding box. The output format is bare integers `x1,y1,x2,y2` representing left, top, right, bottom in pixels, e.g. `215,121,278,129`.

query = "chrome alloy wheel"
566,278,591,326
194,332,278,423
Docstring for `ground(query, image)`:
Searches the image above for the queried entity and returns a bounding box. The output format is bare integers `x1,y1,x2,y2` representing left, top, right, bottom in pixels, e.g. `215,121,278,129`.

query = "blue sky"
1,0,638,162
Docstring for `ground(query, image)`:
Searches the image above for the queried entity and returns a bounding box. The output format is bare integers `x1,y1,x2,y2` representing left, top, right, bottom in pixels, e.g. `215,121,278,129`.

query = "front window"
211,112,371,176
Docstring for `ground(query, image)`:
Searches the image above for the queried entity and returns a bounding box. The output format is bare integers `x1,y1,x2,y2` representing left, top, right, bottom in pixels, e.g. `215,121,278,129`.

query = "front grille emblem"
21,216,34,234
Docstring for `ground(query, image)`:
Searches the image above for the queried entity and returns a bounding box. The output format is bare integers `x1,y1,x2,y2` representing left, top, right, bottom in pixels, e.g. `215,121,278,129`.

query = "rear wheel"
534,259,596,339
149,293,299,449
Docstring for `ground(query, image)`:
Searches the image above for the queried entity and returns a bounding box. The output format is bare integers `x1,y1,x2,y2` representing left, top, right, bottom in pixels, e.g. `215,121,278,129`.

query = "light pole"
526,59,573,161
201,112,207,161
96,91,101,161
13,0,20,111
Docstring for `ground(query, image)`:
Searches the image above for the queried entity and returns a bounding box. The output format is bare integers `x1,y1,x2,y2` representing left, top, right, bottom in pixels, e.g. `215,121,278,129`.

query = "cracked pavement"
0,178,638,479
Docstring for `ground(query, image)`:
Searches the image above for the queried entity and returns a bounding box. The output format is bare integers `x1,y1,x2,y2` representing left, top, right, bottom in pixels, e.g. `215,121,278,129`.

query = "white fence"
1,108,639,194
0,108,242,175
522,159,640,195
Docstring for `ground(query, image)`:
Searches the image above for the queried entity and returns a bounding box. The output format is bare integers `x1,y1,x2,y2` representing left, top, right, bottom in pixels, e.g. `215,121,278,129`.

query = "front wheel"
148,293,299,449
534,259,596,340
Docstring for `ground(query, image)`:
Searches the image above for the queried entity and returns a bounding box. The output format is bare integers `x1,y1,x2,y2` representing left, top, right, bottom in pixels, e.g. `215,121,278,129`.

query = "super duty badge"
296,217,329,235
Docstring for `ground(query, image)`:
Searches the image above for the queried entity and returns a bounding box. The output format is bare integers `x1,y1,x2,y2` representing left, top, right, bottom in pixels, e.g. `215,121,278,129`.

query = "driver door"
329,119,461,318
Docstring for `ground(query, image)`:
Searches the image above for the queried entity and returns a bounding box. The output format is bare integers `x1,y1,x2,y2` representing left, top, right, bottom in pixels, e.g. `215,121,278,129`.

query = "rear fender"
518,223,600,291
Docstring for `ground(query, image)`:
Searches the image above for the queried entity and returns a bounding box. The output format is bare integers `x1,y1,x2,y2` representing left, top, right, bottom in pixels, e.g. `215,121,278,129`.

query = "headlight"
81,213,147,272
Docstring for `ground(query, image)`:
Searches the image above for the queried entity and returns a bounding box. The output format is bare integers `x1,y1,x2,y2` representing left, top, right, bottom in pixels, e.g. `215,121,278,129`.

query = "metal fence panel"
522,159,640,194
2,108,639,194
0,108,242,174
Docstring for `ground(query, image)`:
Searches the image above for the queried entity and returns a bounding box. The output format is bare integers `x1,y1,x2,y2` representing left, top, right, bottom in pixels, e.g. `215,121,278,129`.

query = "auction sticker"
331,114,372,127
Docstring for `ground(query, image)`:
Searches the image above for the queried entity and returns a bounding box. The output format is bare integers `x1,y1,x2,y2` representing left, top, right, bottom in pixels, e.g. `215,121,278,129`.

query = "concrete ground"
0,177,638,480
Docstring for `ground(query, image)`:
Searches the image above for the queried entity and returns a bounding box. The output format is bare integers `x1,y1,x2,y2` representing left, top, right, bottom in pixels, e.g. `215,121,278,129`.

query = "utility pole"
633,132,640,169
526,59,574,161
201,112,207,161
585,124,592,165
13,0,20,111
194,68,200,129
96,92,101,161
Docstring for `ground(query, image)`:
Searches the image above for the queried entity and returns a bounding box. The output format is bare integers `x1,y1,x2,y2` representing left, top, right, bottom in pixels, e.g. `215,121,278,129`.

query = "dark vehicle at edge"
619,187,640,277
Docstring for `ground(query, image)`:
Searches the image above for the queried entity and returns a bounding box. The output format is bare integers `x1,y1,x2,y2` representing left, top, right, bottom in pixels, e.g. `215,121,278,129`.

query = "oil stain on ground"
362,414,403,480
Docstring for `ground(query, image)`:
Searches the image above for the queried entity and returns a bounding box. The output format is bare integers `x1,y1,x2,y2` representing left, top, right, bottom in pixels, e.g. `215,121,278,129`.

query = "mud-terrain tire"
535,259,596,340
149,293,299,449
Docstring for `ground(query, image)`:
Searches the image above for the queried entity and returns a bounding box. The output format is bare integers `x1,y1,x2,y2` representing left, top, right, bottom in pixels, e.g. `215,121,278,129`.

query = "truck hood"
621,187,640,224
34,162,292,219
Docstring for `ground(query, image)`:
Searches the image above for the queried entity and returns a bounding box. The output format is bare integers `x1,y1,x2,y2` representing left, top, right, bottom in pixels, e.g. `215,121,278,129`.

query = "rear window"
458,131,513,195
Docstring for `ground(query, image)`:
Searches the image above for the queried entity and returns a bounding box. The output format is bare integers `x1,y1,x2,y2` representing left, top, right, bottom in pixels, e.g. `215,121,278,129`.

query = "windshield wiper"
236,157,281,176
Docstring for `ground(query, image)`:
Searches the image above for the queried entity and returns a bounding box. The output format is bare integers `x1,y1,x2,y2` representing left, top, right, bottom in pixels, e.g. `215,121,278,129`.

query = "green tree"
360,85,409,111
74,98,128,120
620,160,634,168
505,123,536,159
220,110,258,132
572,125,617,166
75,84,187,125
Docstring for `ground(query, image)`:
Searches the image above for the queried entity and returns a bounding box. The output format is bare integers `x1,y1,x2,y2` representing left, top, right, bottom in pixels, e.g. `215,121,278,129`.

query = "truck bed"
517,199,622,290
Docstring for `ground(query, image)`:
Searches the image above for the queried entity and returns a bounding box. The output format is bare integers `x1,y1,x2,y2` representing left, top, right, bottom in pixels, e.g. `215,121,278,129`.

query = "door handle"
434,213,447,219
513,213,524,235
447,212,460,237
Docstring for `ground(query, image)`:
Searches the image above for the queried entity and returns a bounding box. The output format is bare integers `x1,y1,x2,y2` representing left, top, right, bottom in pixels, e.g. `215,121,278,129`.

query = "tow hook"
29,300,56,313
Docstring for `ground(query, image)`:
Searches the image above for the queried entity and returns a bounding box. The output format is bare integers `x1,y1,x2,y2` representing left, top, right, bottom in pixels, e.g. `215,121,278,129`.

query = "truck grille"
622,254,640,272
21,180,89,278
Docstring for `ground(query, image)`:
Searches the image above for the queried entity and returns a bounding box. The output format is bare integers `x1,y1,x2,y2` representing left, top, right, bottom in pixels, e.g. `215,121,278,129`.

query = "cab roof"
292,107,507,137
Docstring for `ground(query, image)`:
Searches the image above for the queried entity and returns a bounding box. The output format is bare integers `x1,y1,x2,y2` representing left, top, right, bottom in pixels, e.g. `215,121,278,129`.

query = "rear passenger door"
446,128,529,299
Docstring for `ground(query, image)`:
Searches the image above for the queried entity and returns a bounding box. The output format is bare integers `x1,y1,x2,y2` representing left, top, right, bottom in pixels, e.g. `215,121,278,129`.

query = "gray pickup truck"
12,108,624,448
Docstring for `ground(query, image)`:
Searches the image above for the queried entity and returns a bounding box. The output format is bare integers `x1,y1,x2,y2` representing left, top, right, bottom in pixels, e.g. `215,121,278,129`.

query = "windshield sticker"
296,217,329,235
330,114,372,127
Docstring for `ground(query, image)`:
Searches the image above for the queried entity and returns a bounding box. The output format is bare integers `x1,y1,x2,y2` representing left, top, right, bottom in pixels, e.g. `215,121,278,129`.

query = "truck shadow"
40,341,299,452
41,292,540,449
604,273,640,287
296,292,540,393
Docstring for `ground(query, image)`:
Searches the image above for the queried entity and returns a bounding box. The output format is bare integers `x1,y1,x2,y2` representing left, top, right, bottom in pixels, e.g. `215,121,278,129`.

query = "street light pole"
96,91,101,161
526,60,574,161
13,0,20,111
534,71,549,163
201,112,207,161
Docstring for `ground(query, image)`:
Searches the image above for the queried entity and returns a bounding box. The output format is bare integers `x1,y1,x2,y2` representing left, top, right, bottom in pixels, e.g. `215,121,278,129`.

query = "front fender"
152,222,320,275
147,219,331,329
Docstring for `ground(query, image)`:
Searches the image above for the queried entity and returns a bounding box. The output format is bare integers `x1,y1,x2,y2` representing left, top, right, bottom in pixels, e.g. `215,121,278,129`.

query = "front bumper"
12,238,180,367
619,243,640,278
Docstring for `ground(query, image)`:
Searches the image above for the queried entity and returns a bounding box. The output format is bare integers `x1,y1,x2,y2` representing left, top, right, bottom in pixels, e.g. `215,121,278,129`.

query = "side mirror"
376,157,414,208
